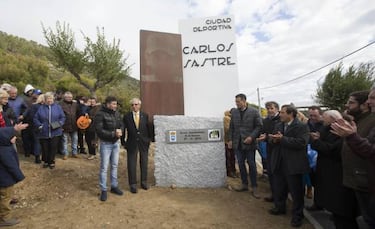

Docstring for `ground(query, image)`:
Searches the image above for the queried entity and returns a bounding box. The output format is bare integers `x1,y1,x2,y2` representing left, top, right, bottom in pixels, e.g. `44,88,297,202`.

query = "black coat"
262,113,281,156
94,105,123,143
0,127,25,187
311,125,358,217
270,118,310,175
122,111,151,153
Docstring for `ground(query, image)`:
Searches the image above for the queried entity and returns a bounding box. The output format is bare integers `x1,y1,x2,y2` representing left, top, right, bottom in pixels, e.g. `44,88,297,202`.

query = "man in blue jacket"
0,123,28,227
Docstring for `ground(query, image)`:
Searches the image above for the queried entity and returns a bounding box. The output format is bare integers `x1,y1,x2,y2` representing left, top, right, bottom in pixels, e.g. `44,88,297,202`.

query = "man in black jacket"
257,101,281,202
268,104,310,228
122,98,152,194
95,96,123,201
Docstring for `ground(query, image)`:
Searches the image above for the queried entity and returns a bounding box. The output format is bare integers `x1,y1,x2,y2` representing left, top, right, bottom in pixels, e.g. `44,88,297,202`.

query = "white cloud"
0,0,374,107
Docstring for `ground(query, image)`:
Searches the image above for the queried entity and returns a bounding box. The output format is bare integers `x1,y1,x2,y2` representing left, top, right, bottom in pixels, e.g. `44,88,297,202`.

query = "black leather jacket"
94,105,123,143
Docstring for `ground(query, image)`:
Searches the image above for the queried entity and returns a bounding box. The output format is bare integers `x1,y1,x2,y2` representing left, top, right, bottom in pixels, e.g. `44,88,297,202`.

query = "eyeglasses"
131,104,139,106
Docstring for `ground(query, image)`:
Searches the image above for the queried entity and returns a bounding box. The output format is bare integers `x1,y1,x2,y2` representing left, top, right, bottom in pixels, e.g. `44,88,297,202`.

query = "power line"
260,40,375,90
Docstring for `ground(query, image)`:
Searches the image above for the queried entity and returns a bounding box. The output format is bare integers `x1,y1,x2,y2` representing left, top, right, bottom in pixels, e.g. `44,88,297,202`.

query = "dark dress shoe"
130,186,138,194
43,163,49,168
35,156,41,164
100,191,107,201
264,196,274,202
305,204,323,211
227,172,237,178
268,207,286,215
141,184,149,190
110,187,123,195
291,218,303,227
235,185,249,192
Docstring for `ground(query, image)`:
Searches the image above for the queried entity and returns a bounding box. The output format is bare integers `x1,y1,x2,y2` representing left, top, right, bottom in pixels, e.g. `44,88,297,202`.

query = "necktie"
284,124,288,133
135,112,139,129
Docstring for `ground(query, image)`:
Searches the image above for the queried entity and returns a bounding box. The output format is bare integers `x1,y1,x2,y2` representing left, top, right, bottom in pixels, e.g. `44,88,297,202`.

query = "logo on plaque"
208,129,220,141
169,131,177,142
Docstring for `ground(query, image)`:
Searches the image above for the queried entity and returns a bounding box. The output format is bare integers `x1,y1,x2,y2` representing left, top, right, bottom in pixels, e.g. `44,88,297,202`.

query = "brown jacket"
341,112,375,192
60,100,80,133
346,126,375,194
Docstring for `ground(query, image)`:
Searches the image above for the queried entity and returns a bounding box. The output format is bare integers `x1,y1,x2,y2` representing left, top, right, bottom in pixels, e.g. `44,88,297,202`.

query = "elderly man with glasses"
122,98,152,194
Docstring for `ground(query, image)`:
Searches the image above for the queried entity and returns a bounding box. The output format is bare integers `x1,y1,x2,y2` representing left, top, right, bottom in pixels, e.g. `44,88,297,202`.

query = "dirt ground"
10,145,314,229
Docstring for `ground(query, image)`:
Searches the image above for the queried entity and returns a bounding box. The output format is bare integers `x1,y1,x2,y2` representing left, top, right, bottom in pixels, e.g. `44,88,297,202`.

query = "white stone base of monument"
154,115,226,188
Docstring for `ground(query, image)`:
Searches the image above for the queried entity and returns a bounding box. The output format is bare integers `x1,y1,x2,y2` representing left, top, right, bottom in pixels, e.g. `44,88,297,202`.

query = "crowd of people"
1,81,375,228
224,90,375,228
0,83,152,226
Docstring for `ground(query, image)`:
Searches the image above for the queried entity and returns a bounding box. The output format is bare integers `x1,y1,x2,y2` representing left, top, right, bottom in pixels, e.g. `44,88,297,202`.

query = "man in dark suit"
257,101,281,202
268,104,310,228
122,98,152,194
228,93,263,198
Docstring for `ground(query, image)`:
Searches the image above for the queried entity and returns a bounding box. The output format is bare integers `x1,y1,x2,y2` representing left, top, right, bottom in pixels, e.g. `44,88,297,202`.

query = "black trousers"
127,145,149,186
78,130,85,151
266,151,275,198
273,159,305,220
332,213,359,229
21,128,33,155
40,136,60,165
225,143,236,175
85,130,97,155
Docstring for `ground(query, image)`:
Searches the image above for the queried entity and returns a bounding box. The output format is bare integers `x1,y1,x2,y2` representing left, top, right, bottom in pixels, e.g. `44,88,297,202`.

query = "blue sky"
0,0,374,106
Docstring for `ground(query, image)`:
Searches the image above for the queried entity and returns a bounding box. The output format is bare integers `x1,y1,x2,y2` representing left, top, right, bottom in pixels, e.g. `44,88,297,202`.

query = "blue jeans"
99,140,120,191
235,149,257,188
61,131,78,156
303,173,312,187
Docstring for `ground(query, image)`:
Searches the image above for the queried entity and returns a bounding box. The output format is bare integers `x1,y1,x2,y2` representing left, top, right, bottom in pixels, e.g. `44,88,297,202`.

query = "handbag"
50,121,61,130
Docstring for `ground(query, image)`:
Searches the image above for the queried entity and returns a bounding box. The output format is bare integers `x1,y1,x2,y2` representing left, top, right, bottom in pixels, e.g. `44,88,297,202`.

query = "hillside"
0,31,139,108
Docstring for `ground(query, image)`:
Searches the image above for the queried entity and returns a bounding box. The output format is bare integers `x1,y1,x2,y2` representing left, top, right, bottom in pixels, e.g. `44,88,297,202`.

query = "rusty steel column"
140,30,184,121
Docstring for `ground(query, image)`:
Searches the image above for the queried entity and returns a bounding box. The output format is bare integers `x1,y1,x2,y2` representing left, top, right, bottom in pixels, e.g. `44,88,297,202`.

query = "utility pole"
257,87,261,116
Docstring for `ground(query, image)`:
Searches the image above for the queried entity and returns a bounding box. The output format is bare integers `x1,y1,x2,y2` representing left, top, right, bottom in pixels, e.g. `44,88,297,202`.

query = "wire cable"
260,40,375,90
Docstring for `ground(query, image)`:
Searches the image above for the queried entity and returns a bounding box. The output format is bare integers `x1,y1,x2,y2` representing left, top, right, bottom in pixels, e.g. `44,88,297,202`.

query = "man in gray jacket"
228,93,262,198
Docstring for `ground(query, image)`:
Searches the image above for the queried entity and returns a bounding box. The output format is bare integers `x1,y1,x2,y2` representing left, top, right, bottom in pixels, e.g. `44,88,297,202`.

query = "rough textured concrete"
154,115,226,188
